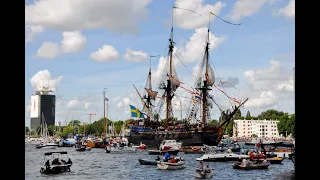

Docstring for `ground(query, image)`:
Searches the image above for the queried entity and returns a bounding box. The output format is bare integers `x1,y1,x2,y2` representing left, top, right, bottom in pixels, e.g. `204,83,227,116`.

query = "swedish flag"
130,105,143,118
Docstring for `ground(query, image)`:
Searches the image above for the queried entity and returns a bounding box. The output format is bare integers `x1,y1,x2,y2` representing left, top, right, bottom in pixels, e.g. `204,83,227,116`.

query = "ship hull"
126,131,221,147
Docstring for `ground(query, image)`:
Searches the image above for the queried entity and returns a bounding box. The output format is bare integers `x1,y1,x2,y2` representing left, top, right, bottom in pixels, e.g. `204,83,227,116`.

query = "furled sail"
144,88,158,100
206,65,215,86
170,66,180,91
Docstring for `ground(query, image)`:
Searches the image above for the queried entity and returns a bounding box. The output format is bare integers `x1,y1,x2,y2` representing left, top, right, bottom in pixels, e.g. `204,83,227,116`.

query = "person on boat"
170,157,176,163
52,158,59,165
67,158,72,165
198,161,204,170
163,152,170,162
45,160,50,167
155,156,160,161
204,165,211,173
240,159,248,167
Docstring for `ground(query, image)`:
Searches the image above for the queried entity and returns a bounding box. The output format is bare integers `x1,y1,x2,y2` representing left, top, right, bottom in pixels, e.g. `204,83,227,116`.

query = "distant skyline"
25,0,295,127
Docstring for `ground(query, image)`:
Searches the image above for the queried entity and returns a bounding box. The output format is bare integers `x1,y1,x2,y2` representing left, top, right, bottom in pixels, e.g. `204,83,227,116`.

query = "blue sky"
25,0,295,127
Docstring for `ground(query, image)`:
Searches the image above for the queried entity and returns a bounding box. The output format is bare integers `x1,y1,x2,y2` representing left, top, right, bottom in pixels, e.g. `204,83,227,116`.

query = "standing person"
163,152,170,162
198,161,204,170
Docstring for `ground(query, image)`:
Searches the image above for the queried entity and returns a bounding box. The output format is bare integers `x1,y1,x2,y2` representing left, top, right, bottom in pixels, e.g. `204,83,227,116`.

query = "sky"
25,0,295,127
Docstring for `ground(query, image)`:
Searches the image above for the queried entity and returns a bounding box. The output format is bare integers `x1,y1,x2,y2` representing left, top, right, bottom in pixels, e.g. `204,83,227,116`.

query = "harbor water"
25,143,294,180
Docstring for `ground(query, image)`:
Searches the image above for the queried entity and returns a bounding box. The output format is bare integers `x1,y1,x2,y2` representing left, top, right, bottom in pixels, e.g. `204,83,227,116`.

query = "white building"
233,119,280,138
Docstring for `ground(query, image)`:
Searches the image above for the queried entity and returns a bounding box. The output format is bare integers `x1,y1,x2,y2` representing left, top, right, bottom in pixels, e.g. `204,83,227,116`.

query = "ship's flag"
130,105,145,119
105,97,109,101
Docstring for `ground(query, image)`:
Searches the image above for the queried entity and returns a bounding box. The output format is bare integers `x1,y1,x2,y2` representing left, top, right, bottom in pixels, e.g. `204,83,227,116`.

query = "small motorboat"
195,168,213,179
139,157,184,165
233,160,270,170
40,151,72,174
36,142,58,149
157,161,185,170
197,152,249,162
105,145,137,154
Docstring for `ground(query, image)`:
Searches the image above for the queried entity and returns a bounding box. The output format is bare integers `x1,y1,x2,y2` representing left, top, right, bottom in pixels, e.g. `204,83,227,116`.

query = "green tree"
68,120,81,127
114,120,124,135
234,109,242,119
251,134,257,137
59,126,74,137
47,125,56,136
208,120,219,127
258,109,284,120
225,120,234,135
245,111,251,119
25,126,30,134
277,113,295,137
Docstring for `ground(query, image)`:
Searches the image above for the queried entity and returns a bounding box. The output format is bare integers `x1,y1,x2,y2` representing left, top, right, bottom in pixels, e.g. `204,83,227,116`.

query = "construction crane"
84,113,96,124
58,112,96,124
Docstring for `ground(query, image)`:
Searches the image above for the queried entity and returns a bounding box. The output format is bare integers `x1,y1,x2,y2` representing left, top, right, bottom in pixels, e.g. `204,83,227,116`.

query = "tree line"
25,109,294,138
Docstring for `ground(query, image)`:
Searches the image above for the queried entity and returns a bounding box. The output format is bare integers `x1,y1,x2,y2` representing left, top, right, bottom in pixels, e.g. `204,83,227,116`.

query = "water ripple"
25,143,294,180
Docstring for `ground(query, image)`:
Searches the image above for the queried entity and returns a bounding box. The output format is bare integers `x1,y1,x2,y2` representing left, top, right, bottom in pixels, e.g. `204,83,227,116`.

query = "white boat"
157,161,185,170
105,145,137,153
196,145,249,162
159,139,182,150
196,153,249,162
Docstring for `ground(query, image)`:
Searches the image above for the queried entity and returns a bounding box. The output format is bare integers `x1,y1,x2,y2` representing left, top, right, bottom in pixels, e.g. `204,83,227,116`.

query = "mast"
143,55,158,121
198,28,212,128
165,28,174,126
103,88,107,138
180,101,182,121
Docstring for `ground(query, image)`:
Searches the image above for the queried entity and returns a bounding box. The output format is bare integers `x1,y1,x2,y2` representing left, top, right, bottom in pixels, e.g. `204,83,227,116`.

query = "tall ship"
124,9,248,147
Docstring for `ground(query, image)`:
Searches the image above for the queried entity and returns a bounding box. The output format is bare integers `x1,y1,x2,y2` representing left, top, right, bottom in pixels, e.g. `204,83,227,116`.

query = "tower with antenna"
30,86,56,130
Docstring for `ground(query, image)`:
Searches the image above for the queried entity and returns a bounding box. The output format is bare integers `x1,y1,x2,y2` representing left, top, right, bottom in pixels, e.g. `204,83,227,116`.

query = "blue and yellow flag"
130,105,143,119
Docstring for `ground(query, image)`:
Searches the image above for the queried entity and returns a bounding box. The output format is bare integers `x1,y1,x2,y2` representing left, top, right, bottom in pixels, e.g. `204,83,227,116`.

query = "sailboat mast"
201,28,212,128
103,88,107,138
166,28,174,126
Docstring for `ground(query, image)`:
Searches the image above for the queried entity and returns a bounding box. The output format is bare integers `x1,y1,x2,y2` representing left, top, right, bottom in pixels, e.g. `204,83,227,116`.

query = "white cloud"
277,0,295,18
277,79,294,92
36,31,86,59
227,0,268,21
36,42,61,59
124,48,148,62
25,0,151,34
90,45,120,62
175,27,225,64
243,60,292,91
67,98,80,109
242,60,294,109
113,96,121,103
173,0,226,29
25,24,44,43
84,102,91,109
61,31,87,53
245,90,279,108
30,69,63,91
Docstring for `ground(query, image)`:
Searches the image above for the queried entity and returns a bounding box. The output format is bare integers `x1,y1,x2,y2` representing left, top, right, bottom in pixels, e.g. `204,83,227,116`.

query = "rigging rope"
210,12,242,26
